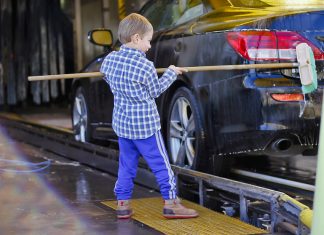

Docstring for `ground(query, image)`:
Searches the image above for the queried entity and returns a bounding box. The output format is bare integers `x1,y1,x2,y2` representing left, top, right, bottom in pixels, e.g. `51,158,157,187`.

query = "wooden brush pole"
28,62,298,81
28,72,103,81
156,62,298,73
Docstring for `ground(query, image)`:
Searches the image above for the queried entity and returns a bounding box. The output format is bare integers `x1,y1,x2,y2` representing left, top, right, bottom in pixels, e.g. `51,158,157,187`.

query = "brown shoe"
163,198,198,219
116,200,133,219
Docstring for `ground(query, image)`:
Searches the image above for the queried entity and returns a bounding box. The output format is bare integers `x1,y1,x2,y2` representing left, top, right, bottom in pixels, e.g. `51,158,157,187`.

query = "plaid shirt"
100,45,177,139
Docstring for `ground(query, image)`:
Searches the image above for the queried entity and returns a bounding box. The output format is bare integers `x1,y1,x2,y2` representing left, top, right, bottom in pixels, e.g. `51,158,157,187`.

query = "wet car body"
72,0,324,175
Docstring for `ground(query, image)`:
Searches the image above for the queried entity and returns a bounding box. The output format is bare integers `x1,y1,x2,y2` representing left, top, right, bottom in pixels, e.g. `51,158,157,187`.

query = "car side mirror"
88,29,113,47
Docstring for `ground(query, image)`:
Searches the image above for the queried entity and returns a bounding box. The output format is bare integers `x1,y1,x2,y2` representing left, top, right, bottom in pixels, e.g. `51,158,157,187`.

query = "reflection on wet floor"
232,153,316,205
1,106,318,234
0,125,161,234
234,154,316,184
11,105,72,130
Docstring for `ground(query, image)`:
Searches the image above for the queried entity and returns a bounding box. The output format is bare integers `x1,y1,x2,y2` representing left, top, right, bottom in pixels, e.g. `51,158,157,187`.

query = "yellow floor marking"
102,197,266,235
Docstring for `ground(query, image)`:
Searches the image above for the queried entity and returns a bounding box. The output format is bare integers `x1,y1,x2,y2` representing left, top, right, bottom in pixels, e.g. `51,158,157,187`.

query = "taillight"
227,31,324,61
271,93,304,102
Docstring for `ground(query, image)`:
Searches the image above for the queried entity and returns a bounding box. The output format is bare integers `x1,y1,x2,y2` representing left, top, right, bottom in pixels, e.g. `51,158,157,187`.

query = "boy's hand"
169,65,188,75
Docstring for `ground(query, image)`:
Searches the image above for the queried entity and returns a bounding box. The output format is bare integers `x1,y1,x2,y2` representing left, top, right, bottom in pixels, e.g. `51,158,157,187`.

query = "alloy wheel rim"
169,97,196,167
73,93,88,142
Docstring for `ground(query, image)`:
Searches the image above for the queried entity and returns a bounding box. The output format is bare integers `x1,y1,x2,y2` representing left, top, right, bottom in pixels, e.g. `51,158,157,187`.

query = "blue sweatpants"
114,131,177,200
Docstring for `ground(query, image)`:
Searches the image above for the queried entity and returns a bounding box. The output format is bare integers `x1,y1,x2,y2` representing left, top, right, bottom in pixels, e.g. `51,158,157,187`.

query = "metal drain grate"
102,197,266,235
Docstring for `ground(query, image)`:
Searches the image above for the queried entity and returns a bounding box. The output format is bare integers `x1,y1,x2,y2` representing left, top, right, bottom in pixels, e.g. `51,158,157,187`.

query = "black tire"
72,86,93,142
166,87,206,170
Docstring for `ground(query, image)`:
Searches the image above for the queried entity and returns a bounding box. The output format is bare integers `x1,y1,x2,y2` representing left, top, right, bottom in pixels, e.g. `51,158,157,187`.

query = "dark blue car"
71,0,324,175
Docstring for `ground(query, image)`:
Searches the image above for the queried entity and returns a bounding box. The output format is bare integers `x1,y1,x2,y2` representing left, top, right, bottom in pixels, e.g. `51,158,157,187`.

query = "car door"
83,55,113,126
142,0,183,64
142,0,188,111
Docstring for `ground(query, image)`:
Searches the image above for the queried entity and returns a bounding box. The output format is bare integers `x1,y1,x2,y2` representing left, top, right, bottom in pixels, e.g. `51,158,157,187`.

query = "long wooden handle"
28,62,298,81
28,72,103,81
156,62,298,73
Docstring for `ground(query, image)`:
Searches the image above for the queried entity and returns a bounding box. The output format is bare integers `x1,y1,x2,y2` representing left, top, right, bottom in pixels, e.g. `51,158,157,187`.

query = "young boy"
100,13,198,219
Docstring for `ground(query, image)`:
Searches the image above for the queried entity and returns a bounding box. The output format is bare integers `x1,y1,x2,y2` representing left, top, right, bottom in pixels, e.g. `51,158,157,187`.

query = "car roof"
162,0,324,35
207,0,324,8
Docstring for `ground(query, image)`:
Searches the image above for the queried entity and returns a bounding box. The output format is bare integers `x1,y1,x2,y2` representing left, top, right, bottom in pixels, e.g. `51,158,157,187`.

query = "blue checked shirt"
100,45,177,139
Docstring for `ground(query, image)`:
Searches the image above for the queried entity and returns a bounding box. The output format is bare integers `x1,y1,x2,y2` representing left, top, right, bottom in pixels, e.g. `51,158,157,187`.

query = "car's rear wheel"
72,86,92,142
166,87,206,170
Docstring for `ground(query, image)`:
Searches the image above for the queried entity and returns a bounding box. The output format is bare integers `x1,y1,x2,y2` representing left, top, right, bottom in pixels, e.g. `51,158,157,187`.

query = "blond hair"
118,13,153,44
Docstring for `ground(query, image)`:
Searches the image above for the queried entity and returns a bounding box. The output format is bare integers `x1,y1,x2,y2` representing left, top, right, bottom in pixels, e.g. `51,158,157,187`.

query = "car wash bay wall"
0,0,148,107
74,0,149,70
0,0,74,106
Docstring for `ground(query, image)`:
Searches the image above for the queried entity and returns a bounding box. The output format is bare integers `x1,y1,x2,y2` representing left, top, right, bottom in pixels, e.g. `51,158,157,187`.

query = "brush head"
296,43,318,94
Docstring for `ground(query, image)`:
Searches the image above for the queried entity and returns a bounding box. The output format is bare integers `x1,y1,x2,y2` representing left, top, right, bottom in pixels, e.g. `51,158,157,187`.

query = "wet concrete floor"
0,126,162,235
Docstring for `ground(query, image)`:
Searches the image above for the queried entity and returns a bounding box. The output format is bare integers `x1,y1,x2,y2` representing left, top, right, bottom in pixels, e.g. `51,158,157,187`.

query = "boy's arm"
100,56,110,85
146,65,177,98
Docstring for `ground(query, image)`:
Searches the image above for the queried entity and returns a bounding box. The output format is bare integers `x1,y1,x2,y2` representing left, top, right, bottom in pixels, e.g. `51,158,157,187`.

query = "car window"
142,0,204,31
141,0,169,30
175,1,204,26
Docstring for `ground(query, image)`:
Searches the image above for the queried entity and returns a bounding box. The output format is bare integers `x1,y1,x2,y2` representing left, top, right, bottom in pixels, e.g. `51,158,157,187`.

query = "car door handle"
174,41,182,53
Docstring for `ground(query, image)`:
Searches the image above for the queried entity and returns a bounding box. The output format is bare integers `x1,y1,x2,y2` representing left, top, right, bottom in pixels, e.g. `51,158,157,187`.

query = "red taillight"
271,93,304,102
227,31,324,61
